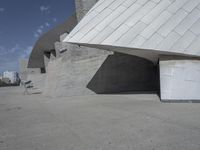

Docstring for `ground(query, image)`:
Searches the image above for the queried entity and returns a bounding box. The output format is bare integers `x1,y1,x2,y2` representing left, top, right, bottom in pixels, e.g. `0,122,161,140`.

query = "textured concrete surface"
160,58,200,100
43,44,159,97
27,74,46,92
19,59,40,81
75,0,99,21
43,45,111,97
0,87,200,150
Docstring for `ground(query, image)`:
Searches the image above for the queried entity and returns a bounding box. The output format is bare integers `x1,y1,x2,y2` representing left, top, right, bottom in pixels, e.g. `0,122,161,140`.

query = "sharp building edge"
22,0,200,101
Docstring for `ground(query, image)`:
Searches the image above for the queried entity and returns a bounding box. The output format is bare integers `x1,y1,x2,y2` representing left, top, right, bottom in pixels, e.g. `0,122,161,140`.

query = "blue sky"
0,0,75,74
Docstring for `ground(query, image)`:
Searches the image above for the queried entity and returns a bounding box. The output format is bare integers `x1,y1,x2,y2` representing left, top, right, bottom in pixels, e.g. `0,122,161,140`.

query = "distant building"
3,71,20,84
1,78,11,84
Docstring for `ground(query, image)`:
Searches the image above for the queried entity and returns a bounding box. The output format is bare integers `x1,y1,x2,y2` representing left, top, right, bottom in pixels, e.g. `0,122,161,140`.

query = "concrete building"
19,59,41,81
3,71,20,84
28,15,77,71
27,0,200,101
63,0,200,101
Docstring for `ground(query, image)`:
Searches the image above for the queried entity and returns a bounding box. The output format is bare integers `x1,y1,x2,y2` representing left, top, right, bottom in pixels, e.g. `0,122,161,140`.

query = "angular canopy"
64,0,200,62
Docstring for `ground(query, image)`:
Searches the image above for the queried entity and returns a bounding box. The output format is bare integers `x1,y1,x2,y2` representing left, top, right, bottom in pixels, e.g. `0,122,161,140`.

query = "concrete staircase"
27,74,46,94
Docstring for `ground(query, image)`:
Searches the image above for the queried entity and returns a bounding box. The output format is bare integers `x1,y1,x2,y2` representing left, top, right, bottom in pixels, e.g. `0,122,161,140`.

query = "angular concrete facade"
27,0,160,98
28,15,77,69
64,0,200,60
27,0,200,101
63,0,200,101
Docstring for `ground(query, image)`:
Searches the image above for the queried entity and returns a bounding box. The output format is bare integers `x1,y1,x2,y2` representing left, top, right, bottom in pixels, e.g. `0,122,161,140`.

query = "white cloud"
37,28,43,34
34,21,51,38
0,8,5,13
40,6,50,13
10,44,20,53
0,44,20,55
0,44,33,73
34,27,43,38
34,33,39,38
0,44,32,58
45,22,50,27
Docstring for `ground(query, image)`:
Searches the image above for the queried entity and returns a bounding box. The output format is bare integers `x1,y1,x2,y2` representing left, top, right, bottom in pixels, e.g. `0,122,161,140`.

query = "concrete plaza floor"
0,87,200,150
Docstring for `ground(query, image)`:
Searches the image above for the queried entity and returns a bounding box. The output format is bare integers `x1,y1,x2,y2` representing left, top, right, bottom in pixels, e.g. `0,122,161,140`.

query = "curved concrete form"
64,0,200,62
28,14,77,68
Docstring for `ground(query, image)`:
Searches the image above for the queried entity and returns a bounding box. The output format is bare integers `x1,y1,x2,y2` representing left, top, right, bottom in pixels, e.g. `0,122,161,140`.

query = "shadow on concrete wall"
87,52,159,94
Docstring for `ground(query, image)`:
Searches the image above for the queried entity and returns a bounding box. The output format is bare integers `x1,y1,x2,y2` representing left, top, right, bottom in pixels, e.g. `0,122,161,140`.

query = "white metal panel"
167,0,188,13
95,0,115,12
116,21,147,46
108,0,127,10
141,33,164,49
109,3,141,29
160,59,200,100
63,0,200,60
90,27,114,43
102,24,130,45
157,9,188,37
157,32,180,50
186,36,200,55
122,0,137,8
183,0,200,12
95,5,127,32
129,35,146,47
141,0,172,24
190,19,200,35
140,11,172,39
80,8,112,35
174,9,200,35
125,1,156,27
171,31,196,52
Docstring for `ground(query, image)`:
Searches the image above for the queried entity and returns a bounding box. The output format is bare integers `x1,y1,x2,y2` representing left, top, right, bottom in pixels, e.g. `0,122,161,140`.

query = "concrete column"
159,57,200,102
75,0,99,21
44,52,51,67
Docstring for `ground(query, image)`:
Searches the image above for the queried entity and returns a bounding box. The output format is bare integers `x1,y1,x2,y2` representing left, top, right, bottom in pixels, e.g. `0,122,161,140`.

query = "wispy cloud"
0,44,19,56
45,22,50,27
20,46,33,58
0,44,33,72
40,6,50,14
0,44,32,58
34,26,44,38
0,8,5,13
10,44,20,53
34,21,51,38
33,17,58,39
